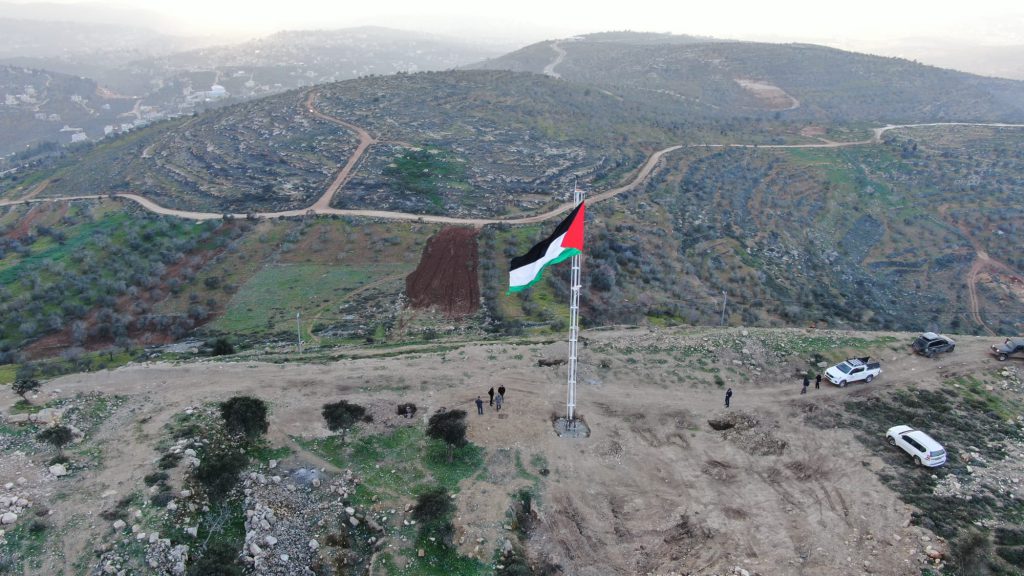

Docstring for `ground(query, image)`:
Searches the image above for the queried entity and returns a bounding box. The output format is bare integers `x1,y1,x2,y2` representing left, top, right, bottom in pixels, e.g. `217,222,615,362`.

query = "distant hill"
0,26,503,160
0,65,137,156
472,35,1024,123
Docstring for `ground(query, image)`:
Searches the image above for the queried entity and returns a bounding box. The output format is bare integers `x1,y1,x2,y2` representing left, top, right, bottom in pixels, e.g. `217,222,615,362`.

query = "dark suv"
991,337,1024,361
912,332,955,358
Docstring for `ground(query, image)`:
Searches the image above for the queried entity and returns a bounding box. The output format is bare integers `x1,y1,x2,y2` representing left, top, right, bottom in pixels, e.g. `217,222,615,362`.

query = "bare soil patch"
405,226,480,317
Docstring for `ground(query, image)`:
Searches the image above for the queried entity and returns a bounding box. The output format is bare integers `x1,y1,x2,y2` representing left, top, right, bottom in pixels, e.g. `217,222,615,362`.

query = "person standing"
495,392,504,412
488,387,494,406
725,387,733,408
801,375,809,395
815,374,821,390
475,396,484,415
498,385,506,399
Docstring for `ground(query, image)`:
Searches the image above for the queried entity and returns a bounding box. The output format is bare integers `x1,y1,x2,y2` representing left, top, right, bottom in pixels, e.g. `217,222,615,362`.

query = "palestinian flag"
508,201,585,293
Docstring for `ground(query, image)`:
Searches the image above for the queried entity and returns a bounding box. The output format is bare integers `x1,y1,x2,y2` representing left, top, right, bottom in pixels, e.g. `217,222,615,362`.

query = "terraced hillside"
482,125,1024,337
473,33,1024,123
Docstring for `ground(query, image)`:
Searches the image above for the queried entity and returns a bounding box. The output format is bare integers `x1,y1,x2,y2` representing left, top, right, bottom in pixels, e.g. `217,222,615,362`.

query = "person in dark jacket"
488,387,494,406
801,375,809,395
498,385,506,398
475,396,484,415
815,374,821,390
725,388,733,408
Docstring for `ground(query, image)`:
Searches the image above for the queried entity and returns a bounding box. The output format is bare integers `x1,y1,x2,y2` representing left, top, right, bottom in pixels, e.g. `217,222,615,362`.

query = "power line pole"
720,291,728,326
296,311,302,353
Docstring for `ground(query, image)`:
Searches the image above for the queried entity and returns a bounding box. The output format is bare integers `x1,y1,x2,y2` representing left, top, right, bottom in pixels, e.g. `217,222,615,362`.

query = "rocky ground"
0,326,1022,575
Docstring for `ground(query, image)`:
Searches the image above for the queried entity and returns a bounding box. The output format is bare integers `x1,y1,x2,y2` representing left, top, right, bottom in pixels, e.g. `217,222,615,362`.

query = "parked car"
991,337,1024,361
825,357,881,387
886,425,947,467
912,332,956,357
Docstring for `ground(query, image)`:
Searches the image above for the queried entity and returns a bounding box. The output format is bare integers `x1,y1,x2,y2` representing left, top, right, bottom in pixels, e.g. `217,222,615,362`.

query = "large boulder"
1,512,17,525
48,463,68,477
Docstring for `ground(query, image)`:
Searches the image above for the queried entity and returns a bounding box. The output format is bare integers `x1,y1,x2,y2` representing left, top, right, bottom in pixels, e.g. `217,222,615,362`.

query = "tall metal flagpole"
566,183,584,421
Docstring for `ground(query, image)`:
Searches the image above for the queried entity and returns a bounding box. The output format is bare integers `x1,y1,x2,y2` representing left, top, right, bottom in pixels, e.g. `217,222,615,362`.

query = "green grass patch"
212,262,411,335
0,518,51,572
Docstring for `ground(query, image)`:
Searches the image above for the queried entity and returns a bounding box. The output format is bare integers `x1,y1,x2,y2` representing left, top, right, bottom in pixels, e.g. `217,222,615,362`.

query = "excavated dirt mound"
405,226,479,317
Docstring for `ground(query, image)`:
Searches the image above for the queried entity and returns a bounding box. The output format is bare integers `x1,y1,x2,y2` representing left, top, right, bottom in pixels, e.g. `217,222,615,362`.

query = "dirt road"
543,41,567,79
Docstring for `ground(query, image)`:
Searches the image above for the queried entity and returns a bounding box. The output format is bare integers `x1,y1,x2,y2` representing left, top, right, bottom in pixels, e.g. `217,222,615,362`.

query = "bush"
209,337,235,356
37,425,73,457
411,486,455,544
426,409,467,462
144,471,169,486
220,396,268,441
158,452,183,469
948,530,995,575
194,448,248,499
150,491,174,507
12,378,41,403
187,539,243,576
322,400,370,434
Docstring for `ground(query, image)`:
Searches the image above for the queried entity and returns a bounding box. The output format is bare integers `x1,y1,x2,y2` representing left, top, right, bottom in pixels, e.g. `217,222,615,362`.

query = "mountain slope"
473,34,1024,122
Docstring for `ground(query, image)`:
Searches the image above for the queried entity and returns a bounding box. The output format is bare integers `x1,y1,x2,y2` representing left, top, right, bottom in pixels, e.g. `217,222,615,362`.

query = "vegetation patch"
806,379,1024,575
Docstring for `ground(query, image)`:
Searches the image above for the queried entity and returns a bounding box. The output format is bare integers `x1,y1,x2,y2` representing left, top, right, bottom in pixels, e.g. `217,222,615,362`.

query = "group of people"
475,386,506,414
724,373,823,408
800,373,823,394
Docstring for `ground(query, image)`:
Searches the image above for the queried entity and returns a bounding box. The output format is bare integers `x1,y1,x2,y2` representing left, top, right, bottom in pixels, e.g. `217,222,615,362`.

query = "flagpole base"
552,415,590,438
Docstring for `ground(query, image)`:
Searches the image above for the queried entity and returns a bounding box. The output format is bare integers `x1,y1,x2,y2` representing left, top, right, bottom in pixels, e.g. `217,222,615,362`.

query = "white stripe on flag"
509,231,569,288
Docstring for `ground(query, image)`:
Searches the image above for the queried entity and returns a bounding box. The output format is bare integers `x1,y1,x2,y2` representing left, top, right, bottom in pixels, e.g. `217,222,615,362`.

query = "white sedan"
886,425,947,467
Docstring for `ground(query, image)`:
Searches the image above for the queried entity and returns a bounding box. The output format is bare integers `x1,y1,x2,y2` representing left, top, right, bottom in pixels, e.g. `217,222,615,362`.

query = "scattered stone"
264,535,278,547
48,463,68,477
268,460,278,469
1,512,17,525
113,519,126,530
185,526,198,538
308,539,319,550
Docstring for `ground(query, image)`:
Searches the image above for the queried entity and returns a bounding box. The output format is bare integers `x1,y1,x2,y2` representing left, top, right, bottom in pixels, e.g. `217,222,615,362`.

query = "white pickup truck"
825,357,881,387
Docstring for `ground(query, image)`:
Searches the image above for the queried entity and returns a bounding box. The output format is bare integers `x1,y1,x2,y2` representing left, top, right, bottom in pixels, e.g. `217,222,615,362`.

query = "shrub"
426,409,467,462
194,447,248,499
322,400,370,436
144,471,169,486
37,425,73,457
948,530,995,575
209,337,235,356
220,396,268,441
411,486,455,544
150,490,174,507
187,539,244,576
12,378,41,403
158,452,183,469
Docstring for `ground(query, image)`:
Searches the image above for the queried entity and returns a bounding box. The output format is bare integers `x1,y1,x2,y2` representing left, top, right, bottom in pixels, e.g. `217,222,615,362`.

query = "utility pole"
296,311,302,353
720,291,728,326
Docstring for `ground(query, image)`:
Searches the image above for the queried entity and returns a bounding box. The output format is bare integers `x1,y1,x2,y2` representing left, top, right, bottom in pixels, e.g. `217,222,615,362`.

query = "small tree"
426,409,467,463
321,400,370,441
220,396,269,441
412,486,455,544
12,378,41,403
37,425,73,458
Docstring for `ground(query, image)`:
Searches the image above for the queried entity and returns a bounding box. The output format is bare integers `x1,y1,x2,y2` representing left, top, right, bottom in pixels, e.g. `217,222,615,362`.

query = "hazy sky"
34,0,1024,46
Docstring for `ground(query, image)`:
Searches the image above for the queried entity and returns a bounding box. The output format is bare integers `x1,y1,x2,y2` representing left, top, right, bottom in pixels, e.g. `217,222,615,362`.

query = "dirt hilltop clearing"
2,327,1023,575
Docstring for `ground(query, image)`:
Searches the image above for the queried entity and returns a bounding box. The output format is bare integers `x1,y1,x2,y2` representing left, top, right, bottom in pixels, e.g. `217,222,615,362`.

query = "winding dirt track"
543,40,567,79
1,92,1022,229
